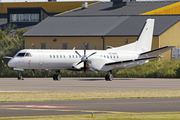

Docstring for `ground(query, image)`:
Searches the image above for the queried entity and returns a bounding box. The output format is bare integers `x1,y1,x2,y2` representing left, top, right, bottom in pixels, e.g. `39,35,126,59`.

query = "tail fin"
135,19,155,52
107,19,155,53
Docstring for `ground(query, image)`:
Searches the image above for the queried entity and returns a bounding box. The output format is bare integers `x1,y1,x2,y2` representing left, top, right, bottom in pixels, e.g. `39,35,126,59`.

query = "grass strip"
0,89,180,102
1,112,180,120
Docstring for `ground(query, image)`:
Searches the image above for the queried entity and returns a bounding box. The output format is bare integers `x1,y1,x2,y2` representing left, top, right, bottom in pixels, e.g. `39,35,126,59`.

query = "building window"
30,14,39,22
10,14,39,22
41,43,46,49
62,43,67,49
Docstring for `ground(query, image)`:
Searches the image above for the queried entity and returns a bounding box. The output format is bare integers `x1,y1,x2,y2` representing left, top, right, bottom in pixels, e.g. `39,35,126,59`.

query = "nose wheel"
105,70,113,81
17,72,24,80
53,70,61,81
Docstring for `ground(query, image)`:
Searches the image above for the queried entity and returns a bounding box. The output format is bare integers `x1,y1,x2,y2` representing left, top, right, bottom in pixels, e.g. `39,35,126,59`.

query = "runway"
0,98,180,117
0,78,180,117
0,77,180,91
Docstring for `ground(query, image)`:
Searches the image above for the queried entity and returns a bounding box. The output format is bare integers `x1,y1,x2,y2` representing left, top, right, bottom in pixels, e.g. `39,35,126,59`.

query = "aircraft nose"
8,60,15,68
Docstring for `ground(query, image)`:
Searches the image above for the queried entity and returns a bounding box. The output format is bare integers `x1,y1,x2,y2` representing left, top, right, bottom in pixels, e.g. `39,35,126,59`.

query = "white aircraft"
5,19,175,81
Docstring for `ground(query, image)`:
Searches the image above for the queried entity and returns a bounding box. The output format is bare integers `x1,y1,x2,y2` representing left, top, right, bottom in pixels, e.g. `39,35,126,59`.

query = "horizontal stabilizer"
3,56,12,59
140,46,175,57
105,56,161,66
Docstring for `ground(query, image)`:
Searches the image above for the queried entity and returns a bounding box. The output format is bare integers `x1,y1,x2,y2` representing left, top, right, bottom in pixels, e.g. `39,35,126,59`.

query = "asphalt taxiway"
0,98,180,117
0,77,180,91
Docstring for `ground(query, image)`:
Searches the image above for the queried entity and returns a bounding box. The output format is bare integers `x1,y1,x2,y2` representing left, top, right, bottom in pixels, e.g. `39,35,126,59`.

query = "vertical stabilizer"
135,19,155,52
107,19,155,53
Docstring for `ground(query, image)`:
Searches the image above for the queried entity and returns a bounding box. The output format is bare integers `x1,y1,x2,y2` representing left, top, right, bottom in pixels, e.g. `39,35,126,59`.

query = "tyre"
56,74,61,81
105,74,109,81
53,74,57,80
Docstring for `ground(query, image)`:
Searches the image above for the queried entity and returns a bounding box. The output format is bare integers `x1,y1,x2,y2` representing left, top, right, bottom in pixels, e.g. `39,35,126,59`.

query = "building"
23,1,180,60
0,1,97,30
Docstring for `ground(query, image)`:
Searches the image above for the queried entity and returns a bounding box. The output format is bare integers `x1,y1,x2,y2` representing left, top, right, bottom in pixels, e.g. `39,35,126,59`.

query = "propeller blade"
75,50,82,57
87,52,97,59
76,61,82,65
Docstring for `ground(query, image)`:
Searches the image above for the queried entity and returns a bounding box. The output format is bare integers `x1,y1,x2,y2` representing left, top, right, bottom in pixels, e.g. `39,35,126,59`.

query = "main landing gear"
53,70,61,81
105,70,113,81
17,71,24,80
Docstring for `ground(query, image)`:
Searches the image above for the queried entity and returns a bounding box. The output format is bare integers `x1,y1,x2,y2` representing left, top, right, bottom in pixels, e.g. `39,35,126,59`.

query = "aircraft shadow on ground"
79,79,105,81
78,78,136,81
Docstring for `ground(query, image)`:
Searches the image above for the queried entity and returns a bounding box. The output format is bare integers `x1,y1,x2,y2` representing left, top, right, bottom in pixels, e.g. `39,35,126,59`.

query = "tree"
4,23,17,36
0,27,5,40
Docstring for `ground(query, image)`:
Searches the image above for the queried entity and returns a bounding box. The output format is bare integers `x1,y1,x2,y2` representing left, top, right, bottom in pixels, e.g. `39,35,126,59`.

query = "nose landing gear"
17,71,24,80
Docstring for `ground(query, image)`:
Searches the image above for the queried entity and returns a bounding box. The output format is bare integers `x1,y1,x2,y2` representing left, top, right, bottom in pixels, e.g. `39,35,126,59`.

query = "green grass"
1,112,180,120
1,89,180,102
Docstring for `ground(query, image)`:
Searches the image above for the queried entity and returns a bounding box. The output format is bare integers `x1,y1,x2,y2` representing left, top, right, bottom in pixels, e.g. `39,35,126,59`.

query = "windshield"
17,53,26,57
25,53,31,57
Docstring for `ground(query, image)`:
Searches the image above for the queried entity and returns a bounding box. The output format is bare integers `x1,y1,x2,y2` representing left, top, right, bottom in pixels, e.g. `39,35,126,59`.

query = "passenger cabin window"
60,55,62,58
17,53,25,57
53,55,55,58
57,55,58,58
69,55,71,58
50,55,52,58
63,55,65,58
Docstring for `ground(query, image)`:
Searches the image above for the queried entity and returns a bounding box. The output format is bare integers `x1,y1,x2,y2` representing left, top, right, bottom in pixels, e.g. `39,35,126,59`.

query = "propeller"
75,43,96,72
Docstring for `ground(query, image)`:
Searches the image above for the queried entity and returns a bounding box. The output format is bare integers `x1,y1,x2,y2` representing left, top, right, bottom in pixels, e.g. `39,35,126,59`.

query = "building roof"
58,1,179,16
23,15,180,37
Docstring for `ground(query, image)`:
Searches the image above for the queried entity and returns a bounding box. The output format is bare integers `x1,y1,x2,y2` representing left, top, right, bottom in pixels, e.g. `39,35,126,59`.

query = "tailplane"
108,19,155,53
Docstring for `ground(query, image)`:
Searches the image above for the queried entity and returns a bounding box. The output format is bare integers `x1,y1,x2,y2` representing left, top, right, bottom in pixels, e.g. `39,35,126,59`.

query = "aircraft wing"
105,56,160,66
140,46,175,57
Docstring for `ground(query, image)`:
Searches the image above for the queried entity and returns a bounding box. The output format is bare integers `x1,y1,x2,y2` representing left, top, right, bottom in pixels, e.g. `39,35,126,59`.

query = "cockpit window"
16,53,31,57
25,53,32,57
17,53,26,57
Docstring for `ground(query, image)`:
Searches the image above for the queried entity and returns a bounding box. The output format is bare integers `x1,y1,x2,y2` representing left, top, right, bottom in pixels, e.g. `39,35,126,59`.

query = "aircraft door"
37,51,44,66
